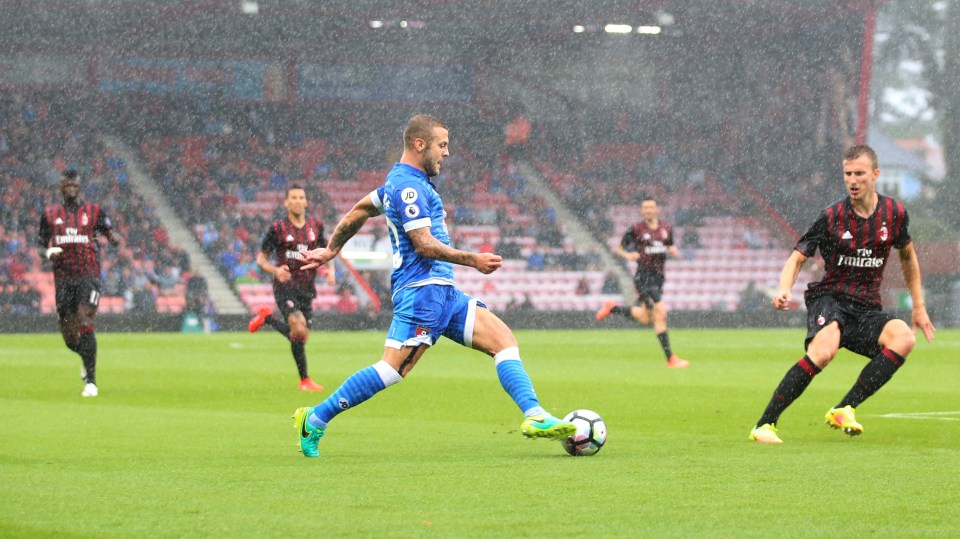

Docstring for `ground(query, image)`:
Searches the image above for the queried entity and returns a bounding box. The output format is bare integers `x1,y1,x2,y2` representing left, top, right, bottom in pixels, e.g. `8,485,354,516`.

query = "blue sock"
309,362,402,427
494,348,543,417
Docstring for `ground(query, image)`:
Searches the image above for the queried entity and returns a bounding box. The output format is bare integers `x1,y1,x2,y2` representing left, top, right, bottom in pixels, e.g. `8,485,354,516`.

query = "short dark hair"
286,183,305,196
62,169,79,181
843,145,879,169
641,194,657,204
403,114,447,150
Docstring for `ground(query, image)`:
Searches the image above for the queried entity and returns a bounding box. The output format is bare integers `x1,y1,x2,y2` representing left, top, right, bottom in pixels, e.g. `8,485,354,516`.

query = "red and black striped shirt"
38,201,114,281
260,217,327,295
796,194,911,309
621,221,673,276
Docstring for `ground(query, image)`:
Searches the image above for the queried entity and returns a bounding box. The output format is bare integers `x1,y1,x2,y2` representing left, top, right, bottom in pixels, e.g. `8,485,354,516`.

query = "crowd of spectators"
104,92,602,316
0,91,190,315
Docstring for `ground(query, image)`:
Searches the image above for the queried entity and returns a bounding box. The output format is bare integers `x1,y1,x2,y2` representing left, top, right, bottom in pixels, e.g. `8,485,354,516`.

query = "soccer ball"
561,409,606,456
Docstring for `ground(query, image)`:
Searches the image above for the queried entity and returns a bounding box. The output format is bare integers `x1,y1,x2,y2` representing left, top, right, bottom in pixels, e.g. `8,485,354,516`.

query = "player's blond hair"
843,144,879,169
403,114,447,150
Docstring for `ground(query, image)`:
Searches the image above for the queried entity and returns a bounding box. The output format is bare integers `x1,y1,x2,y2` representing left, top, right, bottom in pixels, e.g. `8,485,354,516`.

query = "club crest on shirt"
308,229,316,242
817,315,826,326
286,234,294,242
879,226,888,242
81,213,88,226
642,233,651,241
415,325,431,338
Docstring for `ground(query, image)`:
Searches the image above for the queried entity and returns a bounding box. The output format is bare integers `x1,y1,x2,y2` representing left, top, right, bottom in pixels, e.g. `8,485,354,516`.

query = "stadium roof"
0,0,873,58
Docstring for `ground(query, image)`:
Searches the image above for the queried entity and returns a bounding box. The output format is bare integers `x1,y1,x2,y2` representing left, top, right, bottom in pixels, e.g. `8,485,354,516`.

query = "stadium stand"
0,91,189,314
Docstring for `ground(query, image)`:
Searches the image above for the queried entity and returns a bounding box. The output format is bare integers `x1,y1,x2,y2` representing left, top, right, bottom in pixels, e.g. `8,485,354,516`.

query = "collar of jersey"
393,163,437,190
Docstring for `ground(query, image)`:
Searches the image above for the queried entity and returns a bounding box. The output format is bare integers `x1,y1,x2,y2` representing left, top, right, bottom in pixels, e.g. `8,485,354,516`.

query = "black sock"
267,316,291,339
656,331,672,360
838,348,905,409
757,356,821,426
77,331,97,385
610,306,632,318
291,339,309,380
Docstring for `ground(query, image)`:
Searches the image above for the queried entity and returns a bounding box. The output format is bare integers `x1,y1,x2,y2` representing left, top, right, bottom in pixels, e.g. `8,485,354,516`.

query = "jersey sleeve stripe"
402,217,432,232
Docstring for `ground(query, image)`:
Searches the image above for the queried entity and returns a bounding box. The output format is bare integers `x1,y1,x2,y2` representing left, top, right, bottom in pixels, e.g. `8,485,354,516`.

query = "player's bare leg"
829,319,916,436
752,322,840,442
471,307,576,439
627,305,652,326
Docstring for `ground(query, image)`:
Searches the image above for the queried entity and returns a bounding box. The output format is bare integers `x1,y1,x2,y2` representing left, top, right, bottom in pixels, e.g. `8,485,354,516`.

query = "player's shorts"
632,270,665,309
804,293,897,358
385,284,487,349
273,285,315,326
54,276,101,321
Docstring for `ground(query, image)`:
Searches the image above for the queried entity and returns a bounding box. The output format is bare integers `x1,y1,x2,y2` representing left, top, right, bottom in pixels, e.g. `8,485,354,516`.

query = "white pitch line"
876,411,960,421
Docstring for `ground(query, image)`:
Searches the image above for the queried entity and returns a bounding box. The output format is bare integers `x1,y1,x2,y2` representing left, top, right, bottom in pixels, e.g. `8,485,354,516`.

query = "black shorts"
804,294,897,358
55,277,101,321
274,285,314,326
632,270,664,309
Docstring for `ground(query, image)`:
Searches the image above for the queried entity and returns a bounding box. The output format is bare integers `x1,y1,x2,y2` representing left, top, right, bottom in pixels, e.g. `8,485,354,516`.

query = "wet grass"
1,328,957,538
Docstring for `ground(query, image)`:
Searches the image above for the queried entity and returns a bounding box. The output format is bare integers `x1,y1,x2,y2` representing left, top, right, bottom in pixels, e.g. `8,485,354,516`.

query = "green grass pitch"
1,328,958,538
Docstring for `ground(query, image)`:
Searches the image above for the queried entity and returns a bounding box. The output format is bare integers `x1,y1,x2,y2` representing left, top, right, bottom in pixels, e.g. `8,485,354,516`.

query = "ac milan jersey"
621,221,673,276
261,217,327,295
796,194,911,308
38,201,114,281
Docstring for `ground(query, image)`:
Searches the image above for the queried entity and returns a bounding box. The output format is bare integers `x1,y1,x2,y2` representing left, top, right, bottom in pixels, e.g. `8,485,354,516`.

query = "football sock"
656,331,673,360
267,316,291,339
838,348,905,409
757,355,821,426
609,306,631,318
308,360,402,428
77,328,97,385
494,347,543,416
291,338,309,380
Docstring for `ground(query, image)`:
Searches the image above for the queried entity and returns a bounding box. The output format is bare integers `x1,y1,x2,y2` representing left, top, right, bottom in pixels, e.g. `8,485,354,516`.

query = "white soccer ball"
561,409,607,456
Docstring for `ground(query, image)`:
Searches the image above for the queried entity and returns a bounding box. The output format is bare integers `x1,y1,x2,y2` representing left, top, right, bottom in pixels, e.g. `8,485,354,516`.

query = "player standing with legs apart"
595,195,689,368
248,184,335,392
749,145,935,444
291,114,576,457
38,169,121,397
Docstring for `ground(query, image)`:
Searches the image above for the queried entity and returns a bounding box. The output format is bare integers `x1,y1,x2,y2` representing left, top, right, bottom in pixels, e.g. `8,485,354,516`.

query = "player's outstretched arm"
407,227,503,274
772,250,807,311
615,244,640,262
898,242,936,342
302,196,380,269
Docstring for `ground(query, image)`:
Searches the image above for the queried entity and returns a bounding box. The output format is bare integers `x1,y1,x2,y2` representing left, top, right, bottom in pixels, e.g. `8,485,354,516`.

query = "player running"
291,114,575,457
749,145,935,444
248,184,335,392
595,195,688,368
38,169,121,397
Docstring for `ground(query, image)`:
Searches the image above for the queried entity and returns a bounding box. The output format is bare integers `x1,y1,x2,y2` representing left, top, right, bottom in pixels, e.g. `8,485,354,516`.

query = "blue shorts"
385,284,486,349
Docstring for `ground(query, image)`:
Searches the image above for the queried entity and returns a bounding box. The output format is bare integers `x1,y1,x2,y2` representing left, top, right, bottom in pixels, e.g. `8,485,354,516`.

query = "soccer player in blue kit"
292,114,576,457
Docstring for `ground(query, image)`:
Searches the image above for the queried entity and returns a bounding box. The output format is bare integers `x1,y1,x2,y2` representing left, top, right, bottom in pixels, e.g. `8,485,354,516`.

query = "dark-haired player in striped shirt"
248,184,335,392
595,196,688,368
38,169,121,397
750,145,936,444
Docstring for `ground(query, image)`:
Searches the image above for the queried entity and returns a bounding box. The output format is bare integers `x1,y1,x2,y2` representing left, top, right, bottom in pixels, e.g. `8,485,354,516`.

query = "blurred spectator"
185,271,212,316
601,272,620,294
526,248,545,272
575,275,591,296
739,281,769,311
336,286,359,314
